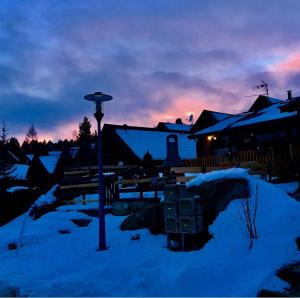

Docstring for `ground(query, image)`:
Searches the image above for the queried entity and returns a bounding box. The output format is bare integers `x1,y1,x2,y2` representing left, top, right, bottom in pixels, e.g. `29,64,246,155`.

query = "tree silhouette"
1,121,8,145
25,125,38,143
78,117,91,142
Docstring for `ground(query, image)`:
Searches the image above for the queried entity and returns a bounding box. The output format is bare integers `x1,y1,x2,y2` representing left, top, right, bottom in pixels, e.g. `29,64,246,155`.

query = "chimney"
287,90,292,100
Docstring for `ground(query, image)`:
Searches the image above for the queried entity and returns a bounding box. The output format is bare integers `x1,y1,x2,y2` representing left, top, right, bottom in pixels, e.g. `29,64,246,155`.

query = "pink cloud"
271,52,300,74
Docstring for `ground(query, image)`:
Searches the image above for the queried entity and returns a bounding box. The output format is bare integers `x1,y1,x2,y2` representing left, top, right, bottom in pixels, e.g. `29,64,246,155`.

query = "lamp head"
84,92,113,111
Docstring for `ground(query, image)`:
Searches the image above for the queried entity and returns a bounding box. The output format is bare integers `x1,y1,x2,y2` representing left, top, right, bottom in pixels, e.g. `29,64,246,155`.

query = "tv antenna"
245,80,269,97
252,80,269,96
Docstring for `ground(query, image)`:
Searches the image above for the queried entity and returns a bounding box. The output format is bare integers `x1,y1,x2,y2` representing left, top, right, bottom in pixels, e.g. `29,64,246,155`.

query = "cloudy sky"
1,0,300,142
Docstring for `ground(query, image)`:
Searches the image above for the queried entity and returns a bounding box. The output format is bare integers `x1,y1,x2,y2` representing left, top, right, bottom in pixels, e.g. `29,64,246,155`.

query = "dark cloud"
1,0,300,140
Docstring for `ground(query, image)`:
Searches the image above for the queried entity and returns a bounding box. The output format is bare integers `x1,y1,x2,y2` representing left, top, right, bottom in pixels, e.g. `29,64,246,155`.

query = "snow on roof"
26,154,34,161
69,147,79,158
48,151,62,156
195,114,248,135
39,155,61,174
116,129,196,160
195,101,297,135
7,150,20,162
232,102,297,128
210,112,232,122
164,123,192,132
9,164,29,180
267,97,282,104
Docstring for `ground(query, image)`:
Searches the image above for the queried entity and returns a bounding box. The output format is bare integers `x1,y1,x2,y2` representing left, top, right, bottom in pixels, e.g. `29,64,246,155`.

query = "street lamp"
84,91,113,251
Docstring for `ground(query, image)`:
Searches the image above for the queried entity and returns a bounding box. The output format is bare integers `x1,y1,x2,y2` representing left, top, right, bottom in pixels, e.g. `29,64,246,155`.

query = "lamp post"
84,91,113,251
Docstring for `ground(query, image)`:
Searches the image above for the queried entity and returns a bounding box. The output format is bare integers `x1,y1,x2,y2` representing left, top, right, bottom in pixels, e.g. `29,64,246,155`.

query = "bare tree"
25,125,38,143
239,180,259,249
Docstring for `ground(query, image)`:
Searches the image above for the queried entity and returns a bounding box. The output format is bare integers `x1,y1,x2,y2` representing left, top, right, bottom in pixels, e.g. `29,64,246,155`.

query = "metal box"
164,184,188,201
179,216,203,234
179,196,202,217
164,201,177,217
165,217,179,233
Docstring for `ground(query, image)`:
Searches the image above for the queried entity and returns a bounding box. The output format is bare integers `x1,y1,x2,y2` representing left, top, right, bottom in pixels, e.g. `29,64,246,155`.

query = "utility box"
179,216,202,234
164,184,189,201
164,201,177,217
164,184,204,250
165,217,179,233
179,196,202,217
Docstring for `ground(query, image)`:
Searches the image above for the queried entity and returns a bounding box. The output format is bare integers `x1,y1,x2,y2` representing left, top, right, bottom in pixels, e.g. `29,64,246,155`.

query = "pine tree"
1,121,8,145
78,117,92,142
25,125,38,143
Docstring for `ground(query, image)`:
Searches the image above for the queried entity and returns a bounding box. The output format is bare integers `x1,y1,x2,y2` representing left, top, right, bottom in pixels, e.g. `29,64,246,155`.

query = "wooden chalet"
102,123,197,165
27,151,65,185
189,94,300,178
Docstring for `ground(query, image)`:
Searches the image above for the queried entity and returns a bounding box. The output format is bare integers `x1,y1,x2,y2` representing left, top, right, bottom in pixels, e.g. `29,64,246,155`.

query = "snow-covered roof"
116,129,196,160
267,97,282,104
195,101,297,136
10,164,29,180
232,102,297,128
48,150,62,156
7,151,20,163
195,114,248,135
69,147,79,159
26,154,34,161
210,112,232,122
164,123,192,132
39,155,61,174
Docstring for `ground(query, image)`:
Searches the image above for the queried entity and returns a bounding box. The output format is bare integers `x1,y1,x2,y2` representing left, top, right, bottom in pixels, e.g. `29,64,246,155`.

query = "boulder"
120,203,164,234
0,282,19,297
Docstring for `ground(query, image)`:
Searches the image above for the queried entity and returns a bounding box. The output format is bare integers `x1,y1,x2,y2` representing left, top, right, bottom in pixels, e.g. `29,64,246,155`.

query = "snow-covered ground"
0,169,299,296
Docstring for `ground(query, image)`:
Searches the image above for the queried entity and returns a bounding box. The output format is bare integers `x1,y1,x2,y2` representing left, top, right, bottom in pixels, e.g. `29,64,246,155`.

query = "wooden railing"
185,149,276,168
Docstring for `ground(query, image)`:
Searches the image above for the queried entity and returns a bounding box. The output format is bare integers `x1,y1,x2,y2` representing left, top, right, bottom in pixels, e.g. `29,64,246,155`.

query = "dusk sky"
1,0,300,142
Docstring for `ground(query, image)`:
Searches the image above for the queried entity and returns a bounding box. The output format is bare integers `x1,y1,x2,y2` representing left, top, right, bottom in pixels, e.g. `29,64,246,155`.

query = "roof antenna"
250,80,269,97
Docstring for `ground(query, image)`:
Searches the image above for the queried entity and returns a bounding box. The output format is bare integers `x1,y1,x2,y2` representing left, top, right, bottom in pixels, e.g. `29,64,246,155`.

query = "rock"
257,289,284,297
187,178,250,227
8,243,17,250
112,199,160,216
0,282,19,297
58,229,71,234
71,219,92,227
277,261,300,286
120,203,164,234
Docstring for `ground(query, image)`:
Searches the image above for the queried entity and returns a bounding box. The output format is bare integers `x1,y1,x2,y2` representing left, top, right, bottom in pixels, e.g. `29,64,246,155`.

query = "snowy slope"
0,171,299,296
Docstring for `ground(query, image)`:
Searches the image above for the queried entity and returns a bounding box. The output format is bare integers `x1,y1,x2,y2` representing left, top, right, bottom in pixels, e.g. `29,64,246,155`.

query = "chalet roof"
210,111,232,121
39,155,61,174
69,147,79,159
195,114,247,135
115,127,196,160
164,123,192,132
48,150,62,156
248,95,282,113
156,122,192,132
194,99,297,136
26,154,34,161
191,110,233,133
9,164,29,180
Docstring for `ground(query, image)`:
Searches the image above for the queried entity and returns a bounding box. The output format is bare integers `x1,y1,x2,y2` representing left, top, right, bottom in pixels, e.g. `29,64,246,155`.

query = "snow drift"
0,169,299,296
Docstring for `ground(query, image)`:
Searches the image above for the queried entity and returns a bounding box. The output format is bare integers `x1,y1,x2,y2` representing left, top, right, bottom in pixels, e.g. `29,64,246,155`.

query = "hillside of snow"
0,169,299,296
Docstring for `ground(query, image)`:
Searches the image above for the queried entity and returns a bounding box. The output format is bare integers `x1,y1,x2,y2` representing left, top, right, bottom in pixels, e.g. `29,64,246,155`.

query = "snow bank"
187,167,249,188
0,171,299,296
31,185,59,209
6,186,29,193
